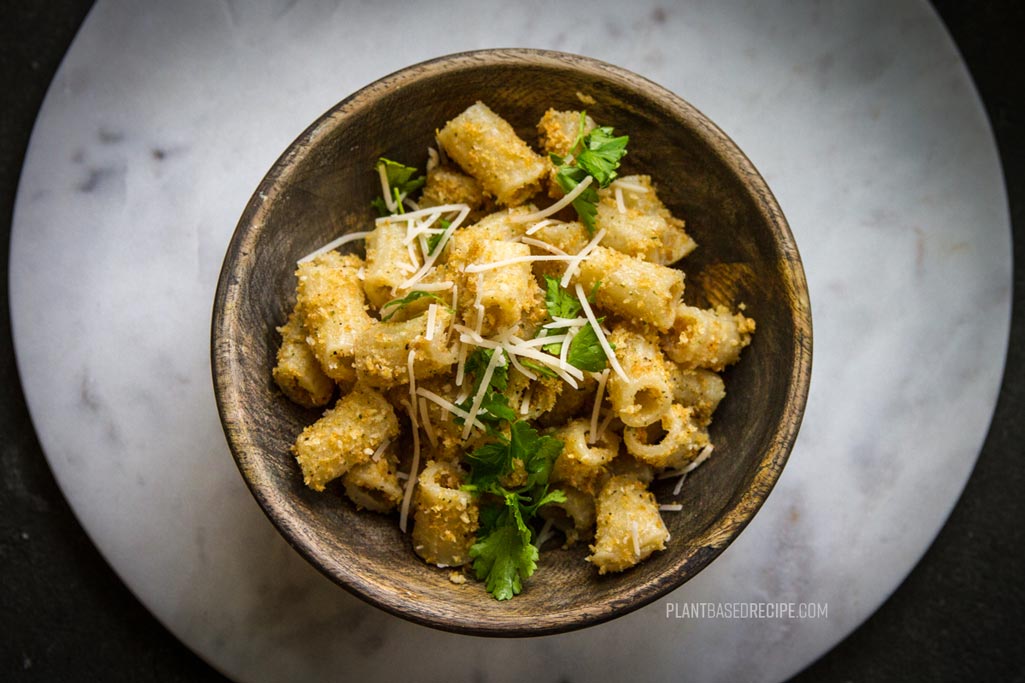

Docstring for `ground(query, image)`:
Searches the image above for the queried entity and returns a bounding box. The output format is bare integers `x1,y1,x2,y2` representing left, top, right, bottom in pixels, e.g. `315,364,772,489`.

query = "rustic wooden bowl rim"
212,48,812,637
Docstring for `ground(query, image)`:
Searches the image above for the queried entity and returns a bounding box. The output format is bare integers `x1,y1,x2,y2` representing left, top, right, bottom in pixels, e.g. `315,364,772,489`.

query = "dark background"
1,2,1022,681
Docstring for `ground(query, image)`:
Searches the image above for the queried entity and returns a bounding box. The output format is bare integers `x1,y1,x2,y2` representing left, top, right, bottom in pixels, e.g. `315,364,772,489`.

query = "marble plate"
10,1,1010,682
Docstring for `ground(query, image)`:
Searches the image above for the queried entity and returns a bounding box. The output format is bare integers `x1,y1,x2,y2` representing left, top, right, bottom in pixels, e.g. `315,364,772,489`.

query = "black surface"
1,3,1022,682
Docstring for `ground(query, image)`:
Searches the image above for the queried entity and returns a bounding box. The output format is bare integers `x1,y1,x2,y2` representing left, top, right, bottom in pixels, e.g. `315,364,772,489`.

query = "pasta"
272,102,755,598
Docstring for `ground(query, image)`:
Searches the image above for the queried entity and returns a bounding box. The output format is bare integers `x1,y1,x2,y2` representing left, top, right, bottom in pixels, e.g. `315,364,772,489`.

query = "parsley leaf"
427,218,451,255
543,275,583,320
519,358,559,378
464,418,565,600
509,420,564,490
553,163,599,233
464,348,509,393
373,158,425,216
566,319,609,372
575,126,630,187
454,348,513,428
469,503,537,601
548,114,629,233
379,290,452,321
538,278,602,361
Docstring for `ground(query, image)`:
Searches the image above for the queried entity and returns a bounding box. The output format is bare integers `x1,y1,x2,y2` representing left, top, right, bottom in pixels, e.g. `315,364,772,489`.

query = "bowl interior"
212,49,811,636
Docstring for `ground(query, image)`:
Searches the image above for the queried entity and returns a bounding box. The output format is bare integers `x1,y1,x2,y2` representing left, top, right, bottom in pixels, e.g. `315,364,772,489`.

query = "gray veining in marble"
9,1,1010,682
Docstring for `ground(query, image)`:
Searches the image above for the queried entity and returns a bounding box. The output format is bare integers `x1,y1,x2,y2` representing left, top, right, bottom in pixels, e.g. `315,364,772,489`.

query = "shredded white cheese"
615,186,627,215
398,205,470,288
534,517,555,548
425,303,438,341
524,218,554,236
517,236,568,254
512,175,593,224
575,282,628,381
398,399,421,534
418,396,437,448
376,203,468,224
596,409,616,441
463,253,578,273
542,316,589,330
378,163,398,214
297,230,372,264
559,227,606,288
416,388,486,431
610,178,650,193
685,444,715,474
370,438,391,463
659,504,683,512
631,520,641,557
589,368,610,444
461,347,505,440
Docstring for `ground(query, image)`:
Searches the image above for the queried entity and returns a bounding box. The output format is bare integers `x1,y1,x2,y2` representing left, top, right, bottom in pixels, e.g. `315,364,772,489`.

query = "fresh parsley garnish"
465,420,565,600
455,348,513,428
371,157,426,216
549,112,629,233
565,320,608,372
543,275,584,320
427,218,450,255
379,290,451,321
535,277,606,370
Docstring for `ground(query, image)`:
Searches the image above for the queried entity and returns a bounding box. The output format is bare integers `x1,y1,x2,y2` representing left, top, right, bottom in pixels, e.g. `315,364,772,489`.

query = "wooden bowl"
211,49,812,636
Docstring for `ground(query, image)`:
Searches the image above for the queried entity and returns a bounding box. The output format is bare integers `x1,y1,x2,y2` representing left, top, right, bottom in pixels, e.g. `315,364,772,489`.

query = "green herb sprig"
549,112,629,233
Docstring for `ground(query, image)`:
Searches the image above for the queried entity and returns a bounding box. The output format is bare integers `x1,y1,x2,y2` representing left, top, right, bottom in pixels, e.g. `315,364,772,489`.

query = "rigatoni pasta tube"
292,385,400,492
661,303,756,370
599,175,697,264
536,109,596,157
622,403,708,469
587,475,669,574
343,450,404,513
437,101,547,207
550,419,619,495
420,164,485,212
539,485,596,546
295,251,371,382
272,306,334,408
363,224,411,309
605,326,674,428
667,366,726,425
457,238,541,334
353,308,458,388
575,246,684,331
412,460,479,567
593,199,696,265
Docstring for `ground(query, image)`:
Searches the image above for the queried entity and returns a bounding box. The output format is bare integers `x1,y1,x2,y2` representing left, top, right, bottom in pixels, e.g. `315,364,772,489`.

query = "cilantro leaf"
379,290,451,321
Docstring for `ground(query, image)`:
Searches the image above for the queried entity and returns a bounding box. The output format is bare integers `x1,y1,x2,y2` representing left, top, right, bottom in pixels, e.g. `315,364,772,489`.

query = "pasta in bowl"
212,49,811,635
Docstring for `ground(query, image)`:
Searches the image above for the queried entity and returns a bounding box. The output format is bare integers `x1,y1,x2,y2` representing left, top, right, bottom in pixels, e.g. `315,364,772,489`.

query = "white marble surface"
9,1,1010,681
